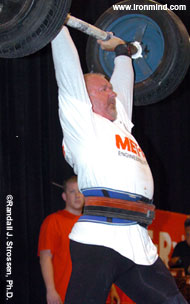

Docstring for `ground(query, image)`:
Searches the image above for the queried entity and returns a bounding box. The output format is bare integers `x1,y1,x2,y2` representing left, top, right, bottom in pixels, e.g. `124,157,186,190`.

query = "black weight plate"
0,0,72,58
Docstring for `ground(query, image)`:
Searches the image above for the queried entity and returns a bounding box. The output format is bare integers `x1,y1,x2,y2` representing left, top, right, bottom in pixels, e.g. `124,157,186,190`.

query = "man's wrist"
47,285,56,292
114,43,131,58
177,257,182,265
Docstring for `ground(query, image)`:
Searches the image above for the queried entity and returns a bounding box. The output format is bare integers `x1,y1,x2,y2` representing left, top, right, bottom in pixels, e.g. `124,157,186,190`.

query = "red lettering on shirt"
116,134,130,151
129,140,138,155
136,145,145,158
115,134,145,158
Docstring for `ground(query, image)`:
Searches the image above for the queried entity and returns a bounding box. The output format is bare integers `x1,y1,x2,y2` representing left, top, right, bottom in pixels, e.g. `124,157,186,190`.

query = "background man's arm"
168,243,183,268
110,284,120,304
40,250,62,304
168,256,181,267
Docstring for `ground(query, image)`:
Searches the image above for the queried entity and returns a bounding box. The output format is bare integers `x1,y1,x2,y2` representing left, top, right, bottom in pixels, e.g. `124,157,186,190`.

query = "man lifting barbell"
51,25,187,304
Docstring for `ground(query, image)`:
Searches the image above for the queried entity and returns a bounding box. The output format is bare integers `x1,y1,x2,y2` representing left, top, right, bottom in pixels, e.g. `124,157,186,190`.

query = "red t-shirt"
38,209,135,303
38,209,80,302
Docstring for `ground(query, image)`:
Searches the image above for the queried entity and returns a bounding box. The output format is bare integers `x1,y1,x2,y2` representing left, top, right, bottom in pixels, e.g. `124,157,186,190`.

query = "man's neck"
65,206,82,216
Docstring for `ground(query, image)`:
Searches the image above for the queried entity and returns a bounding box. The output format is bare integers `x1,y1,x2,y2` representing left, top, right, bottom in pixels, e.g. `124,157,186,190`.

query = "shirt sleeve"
172,243,181,257
110,55,134,121
51,26,90,104
51,26,95,147
38,214,59,256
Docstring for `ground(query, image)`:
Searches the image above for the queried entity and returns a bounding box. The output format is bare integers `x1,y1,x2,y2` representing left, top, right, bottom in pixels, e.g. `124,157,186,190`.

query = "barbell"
0,0,189,105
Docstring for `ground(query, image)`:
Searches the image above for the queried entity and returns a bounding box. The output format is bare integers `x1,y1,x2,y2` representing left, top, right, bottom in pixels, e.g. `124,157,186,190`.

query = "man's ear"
62,192,66,202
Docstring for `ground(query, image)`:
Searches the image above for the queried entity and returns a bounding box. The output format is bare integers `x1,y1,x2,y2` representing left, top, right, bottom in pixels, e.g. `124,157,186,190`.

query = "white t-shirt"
51,27,157,265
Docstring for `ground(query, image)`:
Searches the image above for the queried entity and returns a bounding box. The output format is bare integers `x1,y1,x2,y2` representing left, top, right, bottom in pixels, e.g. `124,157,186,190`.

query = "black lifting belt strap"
83,196,155,225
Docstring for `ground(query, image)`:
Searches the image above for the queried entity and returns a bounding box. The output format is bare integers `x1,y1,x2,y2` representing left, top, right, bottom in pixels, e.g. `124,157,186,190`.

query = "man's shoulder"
175,241,187,249
42,209,65,224
178,240,186,245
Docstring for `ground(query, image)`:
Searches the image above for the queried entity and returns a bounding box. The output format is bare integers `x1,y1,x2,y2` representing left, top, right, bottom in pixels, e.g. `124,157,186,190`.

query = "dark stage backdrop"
0,0,189,303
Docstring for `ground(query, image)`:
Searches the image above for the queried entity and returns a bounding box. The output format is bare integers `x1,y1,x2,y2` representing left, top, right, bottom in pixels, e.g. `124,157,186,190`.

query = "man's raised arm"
51,26,90,103
98,37,134,121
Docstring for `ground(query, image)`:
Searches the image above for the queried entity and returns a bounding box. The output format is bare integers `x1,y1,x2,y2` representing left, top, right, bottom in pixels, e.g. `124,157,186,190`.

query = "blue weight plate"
98,14,164,83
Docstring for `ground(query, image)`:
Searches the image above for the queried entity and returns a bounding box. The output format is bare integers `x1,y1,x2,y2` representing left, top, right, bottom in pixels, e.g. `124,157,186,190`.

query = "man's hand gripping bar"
65,14,142,59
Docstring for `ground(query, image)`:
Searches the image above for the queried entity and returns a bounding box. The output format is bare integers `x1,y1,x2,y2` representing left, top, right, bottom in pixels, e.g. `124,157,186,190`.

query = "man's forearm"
168,256,180,267
40,253,56,292
40,252,63,304
51,26,89,102
97,36,134,120
111,56,134,120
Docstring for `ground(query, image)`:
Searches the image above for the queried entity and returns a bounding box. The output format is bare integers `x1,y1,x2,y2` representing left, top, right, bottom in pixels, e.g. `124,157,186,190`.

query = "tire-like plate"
0,0,72,58
86,0,190,105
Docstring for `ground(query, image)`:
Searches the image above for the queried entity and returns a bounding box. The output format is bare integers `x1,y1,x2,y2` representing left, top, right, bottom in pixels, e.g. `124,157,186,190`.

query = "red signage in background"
106,209,188,304
148,210,188,266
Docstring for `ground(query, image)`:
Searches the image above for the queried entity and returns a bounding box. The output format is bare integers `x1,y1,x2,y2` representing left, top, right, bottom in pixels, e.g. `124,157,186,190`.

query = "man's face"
62,182,84,215
185,226,190,246
85,74,117,121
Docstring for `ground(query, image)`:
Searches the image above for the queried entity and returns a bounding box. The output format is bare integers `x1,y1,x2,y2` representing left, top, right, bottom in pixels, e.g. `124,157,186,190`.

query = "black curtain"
0,1,189,303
